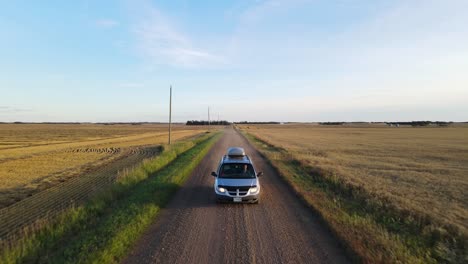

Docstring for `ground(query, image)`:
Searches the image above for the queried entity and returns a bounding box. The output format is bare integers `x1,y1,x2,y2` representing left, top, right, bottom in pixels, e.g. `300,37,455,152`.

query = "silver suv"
211,147,263,203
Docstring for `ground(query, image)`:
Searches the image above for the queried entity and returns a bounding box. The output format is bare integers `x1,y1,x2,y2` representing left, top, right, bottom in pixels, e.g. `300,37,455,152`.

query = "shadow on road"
165,183,257,209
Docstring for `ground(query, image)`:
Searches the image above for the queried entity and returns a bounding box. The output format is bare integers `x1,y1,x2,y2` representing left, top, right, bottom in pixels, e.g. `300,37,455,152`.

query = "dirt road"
123,128,349,264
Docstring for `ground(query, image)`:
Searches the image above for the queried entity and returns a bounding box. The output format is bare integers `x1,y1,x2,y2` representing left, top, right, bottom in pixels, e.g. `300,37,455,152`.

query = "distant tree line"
98,122,167,125
318,121,454,127
319,122,345,125
11,122,84,125
186,120,230,126
7,122,168,125
386,121,453,127
235,121,281,124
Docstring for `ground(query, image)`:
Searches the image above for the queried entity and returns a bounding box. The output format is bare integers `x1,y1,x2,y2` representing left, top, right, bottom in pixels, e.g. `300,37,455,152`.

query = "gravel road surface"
123,128,350,264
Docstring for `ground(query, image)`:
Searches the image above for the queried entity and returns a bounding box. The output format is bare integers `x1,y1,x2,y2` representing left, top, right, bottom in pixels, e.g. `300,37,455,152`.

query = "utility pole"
168,86,172,145
208,107,211,130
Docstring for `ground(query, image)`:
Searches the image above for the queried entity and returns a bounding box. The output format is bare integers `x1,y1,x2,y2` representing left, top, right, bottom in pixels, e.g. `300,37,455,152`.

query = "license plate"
233,197,242,202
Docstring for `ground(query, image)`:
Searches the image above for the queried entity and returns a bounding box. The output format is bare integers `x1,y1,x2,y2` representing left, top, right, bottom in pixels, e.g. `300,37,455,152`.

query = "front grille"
228,190,248,196
219,185,253,196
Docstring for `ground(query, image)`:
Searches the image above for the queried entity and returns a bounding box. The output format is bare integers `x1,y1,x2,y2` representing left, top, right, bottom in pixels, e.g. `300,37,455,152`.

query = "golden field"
242,124,468,232
0,123,207,208
240,123,468,262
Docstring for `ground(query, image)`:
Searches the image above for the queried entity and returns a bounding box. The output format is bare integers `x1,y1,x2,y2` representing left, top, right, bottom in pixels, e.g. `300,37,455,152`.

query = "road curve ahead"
123,128,349,264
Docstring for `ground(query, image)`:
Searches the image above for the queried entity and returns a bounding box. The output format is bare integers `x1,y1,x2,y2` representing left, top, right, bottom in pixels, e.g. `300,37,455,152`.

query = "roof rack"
222,154,251,163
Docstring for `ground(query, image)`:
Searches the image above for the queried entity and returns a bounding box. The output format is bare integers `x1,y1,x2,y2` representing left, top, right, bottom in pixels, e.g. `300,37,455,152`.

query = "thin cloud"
0,106,32,113
96,19,119,28
133,4,223,68
118,82,144,88
239,0,295,23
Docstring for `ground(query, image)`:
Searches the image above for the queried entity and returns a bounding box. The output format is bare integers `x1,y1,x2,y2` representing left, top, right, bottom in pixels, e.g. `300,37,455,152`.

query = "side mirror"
257,172,264,177
211,171,218,177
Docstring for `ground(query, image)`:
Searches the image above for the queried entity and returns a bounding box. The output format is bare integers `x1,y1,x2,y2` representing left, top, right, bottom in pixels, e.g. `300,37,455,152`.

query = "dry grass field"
240,123,468,262
0,123,207,208
242,124,468,231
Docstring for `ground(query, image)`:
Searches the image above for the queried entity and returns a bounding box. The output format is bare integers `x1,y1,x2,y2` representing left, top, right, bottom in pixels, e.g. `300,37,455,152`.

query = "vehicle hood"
216,178,257,187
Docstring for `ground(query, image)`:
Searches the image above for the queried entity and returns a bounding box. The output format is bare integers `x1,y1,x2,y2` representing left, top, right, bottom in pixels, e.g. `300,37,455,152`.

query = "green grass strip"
1,131,221,264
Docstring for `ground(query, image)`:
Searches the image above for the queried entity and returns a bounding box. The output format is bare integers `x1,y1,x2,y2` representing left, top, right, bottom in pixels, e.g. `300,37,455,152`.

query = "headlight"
250,187,258,193
217,187,226,193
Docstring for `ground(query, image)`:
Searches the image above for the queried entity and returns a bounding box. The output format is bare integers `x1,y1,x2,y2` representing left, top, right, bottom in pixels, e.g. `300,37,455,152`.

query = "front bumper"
215,193,259,203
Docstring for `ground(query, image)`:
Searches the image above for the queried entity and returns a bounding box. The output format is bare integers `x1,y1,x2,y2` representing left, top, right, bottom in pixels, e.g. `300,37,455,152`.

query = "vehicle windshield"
219,163,255,179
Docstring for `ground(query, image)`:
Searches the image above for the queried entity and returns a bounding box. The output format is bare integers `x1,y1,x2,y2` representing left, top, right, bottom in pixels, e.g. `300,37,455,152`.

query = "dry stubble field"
242,124,468,231
0,123,207,209
241,123,468,262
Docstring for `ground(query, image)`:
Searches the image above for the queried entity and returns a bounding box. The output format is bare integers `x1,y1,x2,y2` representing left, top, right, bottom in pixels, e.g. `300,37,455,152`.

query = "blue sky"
1,0,467,122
